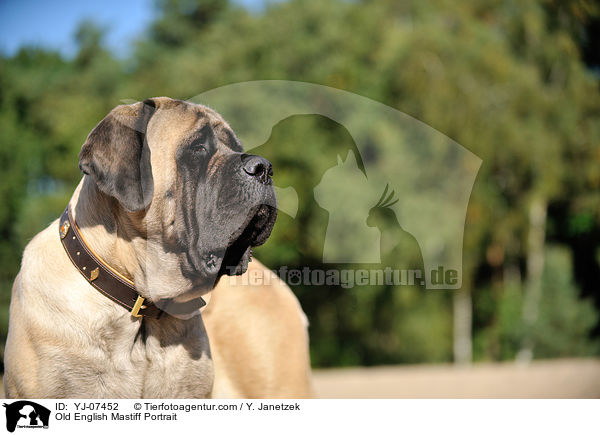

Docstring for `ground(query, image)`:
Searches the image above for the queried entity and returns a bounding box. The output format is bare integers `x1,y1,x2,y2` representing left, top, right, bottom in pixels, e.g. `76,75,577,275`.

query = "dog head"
78,97,277,304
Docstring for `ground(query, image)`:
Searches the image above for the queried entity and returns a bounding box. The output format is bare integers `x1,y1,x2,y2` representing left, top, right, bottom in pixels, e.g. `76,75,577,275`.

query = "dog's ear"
79,99,157,212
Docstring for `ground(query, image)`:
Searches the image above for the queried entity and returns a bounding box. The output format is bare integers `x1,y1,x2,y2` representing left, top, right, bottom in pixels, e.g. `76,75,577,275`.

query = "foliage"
0,0,599,367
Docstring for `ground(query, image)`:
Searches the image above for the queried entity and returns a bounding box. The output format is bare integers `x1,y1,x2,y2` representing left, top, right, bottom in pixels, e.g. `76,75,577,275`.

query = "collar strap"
59,206,165,319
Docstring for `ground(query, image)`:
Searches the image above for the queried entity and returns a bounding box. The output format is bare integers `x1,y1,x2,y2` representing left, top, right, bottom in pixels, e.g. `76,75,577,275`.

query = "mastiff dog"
3,97,312,398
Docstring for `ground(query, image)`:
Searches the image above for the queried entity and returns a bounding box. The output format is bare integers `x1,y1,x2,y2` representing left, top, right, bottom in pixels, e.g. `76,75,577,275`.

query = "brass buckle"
131,295,146,318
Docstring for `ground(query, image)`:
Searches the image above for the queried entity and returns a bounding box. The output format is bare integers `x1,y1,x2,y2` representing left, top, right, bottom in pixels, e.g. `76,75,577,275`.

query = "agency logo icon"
3,401,50,432
122,80,481,300
193,80,481,289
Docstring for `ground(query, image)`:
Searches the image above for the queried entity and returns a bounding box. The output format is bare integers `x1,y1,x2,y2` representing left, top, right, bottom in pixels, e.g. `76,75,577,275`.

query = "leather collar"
59,206,189,319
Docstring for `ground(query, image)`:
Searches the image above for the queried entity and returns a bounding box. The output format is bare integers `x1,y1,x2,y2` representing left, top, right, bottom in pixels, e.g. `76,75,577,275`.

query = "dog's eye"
190,143,208,154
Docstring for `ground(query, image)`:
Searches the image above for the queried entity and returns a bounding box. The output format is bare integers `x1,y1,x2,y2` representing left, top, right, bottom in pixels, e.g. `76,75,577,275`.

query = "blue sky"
0,0,265,57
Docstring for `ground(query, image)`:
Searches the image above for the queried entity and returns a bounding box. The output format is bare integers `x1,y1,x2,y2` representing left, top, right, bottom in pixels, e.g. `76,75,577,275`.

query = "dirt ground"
1,358,597,398
312,358,600,398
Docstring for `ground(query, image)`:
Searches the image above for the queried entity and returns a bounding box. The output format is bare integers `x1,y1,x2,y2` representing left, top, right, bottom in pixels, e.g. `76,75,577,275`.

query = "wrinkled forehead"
145,99,243,191
146,99,243,155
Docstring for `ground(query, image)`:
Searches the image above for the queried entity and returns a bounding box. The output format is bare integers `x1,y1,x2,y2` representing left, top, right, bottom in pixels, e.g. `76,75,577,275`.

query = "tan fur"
204,261,313,398
3,98,312,398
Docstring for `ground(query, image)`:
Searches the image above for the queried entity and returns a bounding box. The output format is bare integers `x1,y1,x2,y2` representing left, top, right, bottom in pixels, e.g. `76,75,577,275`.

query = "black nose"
242,154,273,184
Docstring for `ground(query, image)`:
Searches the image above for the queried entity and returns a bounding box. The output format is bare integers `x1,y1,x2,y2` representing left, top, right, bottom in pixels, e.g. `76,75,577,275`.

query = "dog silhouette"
3,401,50,432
